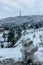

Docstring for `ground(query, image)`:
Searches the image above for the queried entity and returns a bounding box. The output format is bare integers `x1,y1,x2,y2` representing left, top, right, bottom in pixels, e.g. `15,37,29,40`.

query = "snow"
20,28,43,63
34,47,43,63
0,33,4,42
0,44,22,61
0,28,43,63
0,33,22,61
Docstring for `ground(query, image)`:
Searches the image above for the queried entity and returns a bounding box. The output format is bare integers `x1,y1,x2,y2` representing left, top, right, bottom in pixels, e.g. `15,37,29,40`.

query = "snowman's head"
23,38,33,47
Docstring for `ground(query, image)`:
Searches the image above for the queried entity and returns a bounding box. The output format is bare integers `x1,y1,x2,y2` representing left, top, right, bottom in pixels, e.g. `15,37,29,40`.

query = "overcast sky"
0,0,43,19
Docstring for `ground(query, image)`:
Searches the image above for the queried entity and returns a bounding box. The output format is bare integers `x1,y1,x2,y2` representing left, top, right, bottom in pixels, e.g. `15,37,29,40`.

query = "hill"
0,15,43,29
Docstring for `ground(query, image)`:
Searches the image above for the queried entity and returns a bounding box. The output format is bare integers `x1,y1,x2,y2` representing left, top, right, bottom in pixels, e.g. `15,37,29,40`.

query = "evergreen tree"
8,30,14,42
7,30,15,47
35,24,38,29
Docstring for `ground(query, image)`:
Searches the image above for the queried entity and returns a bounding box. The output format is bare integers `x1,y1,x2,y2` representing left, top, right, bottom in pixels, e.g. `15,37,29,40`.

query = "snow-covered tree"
39,35,42,43
7,30,15,47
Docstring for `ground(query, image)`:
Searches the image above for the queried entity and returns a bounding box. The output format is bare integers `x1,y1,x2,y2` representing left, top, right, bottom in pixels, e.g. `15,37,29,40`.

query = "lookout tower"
19,10,21,16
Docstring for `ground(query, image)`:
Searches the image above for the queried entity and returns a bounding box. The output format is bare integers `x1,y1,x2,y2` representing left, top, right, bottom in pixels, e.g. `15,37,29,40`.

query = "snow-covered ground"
34,47,43,63
21,28,43,63
0,45,22,61
0,28,43,63
0,33,22,61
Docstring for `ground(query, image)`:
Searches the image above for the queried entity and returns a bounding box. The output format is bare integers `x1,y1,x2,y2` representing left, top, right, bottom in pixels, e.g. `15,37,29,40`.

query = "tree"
35,24,38,29
2,33,6,42
4,26,9,30
39,35,42,43
7,26,21,47
1,43,4,48
7,30,15,47
8,30,14,42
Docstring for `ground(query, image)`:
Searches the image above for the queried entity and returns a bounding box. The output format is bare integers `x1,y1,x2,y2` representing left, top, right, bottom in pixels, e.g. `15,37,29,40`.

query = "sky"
0,0,43,19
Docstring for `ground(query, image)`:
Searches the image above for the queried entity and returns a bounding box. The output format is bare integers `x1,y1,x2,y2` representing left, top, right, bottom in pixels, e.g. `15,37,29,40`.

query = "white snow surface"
0,33,4,42
0,28,43,63
0,44,22,61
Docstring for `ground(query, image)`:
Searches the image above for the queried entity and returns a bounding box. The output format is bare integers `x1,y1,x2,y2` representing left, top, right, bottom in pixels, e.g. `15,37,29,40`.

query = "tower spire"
19,10,21,16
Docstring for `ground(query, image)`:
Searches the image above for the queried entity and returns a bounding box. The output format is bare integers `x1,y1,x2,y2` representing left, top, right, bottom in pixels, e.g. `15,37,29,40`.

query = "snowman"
20,38,38,64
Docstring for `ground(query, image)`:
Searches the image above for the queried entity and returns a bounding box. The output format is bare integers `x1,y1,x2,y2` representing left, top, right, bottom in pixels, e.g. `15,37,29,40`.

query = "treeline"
2,21,42,47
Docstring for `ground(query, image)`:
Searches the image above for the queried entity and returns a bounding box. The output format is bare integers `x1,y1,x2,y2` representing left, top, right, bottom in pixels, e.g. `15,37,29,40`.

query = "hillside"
0,27,43,64
0,15,43,29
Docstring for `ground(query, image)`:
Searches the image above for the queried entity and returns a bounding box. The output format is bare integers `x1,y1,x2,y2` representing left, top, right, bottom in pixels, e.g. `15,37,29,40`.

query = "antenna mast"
19,10,21,16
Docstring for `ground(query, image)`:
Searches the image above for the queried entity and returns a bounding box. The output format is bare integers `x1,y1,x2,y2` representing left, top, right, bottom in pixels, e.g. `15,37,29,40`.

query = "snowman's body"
21,39,38,63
